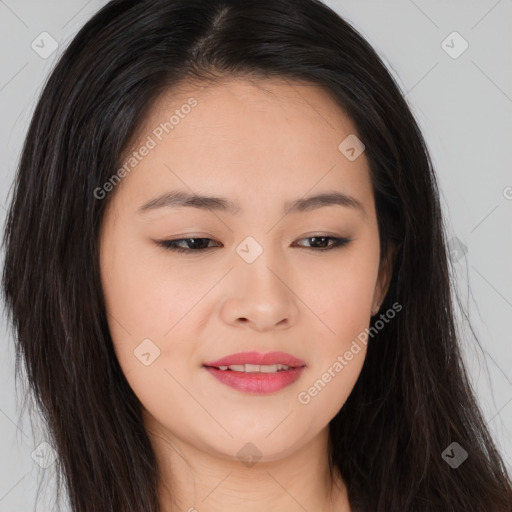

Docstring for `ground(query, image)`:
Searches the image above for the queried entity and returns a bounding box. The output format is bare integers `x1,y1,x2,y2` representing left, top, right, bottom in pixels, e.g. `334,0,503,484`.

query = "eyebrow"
137,189,365,217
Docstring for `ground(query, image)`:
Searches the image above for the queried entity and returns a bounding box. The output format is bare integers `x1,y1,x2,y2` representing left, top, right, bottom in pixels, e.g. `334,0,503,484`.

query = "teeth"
216,363,291,373
228,364,246,372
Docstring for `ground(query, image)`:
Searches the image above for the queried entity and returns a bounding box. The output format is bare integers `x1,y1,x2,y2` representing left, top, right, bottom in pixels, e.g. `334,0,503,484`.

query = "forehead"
142,76,359,150
113,77,373,217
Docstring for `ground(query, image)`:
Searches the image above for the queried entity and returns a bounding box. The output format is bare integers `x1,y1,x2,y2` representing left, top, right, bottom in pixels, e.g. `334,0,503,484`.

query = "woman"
2,0,511,511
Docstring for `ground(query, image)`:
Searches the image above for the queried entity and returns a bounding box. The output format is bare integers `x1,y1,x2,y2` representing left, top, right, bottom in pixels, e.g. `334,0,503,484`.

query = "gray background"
1,0,511,510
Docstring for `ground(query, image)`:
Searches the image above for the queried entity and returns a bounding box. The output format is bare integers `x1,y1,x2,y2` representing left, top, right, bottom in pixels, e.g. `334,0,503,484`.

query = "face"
99,77,391,463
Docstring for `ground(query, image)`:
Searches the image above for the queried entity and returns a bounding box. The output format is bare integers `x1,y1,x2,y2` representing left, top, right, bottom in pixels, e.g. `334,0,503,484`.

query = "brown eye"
157,237,221,253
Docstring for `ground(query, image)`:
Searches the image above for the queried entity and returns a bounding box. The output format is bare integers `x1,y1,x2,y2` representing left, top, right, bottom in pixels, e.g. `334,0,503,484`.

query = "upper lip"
204,351,306,368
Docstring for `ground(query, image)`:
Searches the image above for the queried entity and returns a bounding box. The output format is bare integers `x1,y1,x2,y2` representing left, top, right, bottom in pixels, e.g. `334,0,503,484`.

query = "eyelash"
156,236,352,254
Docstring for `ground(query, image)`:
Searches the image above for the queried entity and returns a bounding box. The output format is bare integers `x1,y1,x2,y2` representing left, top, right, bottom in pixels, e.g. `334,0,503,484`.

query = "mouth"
204,363,297,373
202,351,306,394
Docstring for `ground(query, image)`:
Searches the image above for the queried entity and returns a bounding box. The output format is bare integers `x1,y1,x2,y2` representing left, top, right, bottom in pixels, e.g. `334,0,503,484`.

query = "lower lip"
203,366,306,394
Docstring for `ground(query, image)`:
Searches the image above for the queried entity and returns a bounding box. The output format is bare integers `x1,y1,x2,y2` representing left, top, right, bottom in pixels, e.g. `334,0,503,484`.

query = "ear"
371,244,396,316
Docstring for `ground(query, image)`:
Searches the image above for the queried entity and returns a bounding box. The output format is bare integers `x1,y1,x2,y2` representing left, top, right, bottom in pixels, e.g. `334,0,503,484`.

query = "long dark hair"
2,0,511,511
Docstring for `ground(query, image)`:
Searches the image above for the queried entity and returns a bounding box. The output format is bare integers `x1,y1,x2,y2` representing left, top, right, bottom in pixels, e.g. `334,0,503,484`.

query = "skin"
99,77,393,512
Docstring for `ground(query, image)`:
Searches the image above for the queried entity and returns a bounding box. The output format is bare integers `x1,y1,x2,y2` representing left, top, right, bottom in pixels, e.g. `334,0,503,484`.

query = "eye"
156,236,352,254
157,237,221,253
292,236,352,251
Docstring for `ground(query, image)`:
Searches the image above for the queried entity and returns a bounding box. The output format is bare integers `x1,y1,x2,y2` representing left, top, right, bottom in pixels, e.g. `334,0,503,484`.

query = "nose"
219,254,299,332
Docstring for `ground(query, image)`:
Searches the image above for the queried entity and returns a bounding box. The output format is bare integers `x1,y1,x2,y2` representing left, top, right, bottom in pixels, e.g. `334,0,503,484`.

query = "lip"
203,351,306,395
204,366,305,394
203,350,306,368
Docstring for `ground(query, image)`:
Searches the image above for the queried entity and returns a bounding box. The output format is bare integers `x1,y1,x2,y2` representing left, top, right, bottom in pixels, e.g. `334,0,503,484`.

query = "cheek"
296,347,366,435
325,276,374,343
296,271,372,423
294,243,377,415
305,248,378,346
100,236,209,389
100,232,190,340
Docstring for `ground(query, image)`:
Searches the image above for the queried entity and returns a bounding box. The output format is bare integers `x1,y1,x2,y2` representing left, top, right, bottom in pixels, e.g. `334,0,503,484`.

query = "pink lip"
204,366,305,394
203,351,307,395
204,350,306,368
